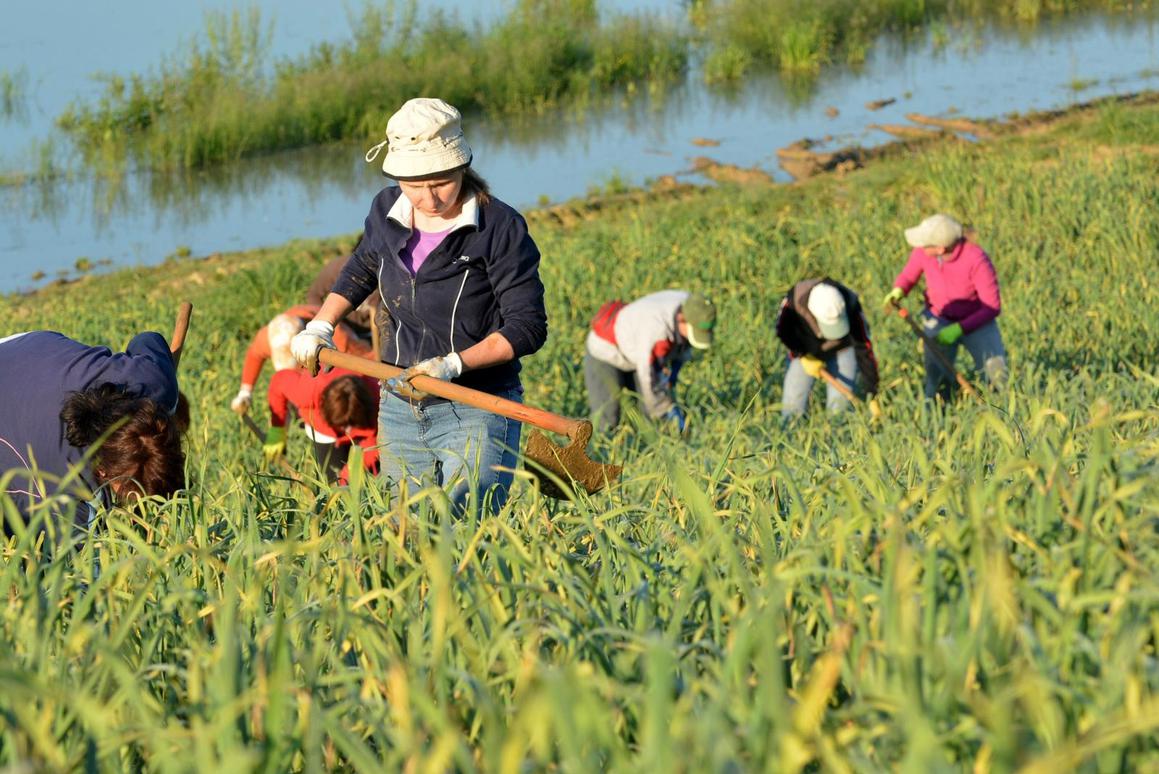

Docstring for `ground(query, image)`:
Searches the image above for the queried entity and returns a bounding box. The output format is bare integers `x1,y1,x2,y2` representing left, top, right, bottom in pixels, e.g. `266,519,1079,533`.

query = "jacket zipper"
450,269,469,353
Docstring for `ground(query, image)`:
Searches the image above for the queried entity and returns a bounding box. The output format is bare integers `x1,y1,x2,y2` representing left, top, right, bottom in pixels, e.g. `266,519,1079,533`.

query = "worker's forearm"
314,293,354,326
458,332,515,372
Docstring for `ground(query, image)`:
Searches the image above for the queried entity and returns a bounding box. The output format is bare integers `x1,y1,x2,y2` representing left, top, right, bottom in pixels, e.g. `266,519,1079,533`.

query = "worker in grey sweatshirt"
583,290,716,433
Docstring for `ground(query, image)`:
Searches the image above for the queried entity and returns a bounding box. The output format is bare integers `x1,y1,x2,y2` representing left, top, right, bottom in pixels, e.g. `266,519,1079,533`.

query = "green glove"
800,355,825,379
263,425,287,460
882,287,905,307
935,322,963,345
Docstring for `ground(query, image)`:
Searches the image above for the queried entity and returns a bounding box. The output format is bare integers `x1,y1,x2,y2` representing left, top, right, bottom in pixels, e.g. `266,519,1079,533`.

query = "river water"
0,3,1156,292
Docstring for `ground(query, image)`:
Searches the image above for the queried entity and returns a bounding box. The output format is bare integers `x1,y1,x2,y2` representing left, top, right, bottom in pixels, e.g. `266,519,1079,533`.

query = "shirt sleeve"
330,253,377,310
267,371,293,427
959,252,1002,333
629,338,677,419
893,249,926,294
331,204,383,309
774,300,808,355
486,213,548,358
241,326,271,389
116,332,179,411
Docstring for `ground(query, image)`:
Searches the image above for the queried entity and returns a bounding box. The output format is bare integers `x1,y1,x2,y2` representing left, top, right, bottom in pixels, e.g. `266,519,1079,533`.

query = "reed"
52,0,1152,173
56,0,687,172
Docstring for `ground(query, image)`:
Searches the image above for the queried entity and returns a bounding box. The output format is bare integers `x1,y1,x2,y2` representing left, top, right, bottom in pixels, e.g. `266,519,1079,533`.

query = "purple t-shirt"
400,226,453,276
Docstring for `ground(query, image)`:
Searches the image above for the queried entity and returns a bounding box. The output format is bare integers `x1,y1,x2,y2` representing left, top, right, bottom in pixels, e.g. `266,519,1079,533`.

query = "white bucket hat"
904,213,963,248
268,314,305,371
365,98,473,180
806,283,850,340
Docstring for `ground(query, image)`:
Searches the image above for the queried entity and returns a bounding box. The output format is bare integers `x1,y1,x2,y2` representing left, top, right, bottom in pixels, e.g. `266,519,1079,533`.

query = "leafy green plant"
1,93,1158,771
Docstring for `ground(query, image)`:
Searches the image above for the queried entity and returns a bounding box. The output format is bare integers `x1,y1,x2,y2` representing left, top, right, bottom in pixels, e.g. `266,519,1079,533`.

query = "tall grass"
54,0,1152,172
697,0,1153,82
2,96,1158,769
56,0,688,172
0,67,28,121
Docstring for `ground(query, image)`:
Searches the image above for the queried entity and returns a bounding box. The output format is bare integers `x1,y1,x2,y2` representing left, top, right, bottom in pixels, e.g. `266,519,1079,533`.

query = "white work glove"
230,386,253,415
290,320,336,373
388,352,463,400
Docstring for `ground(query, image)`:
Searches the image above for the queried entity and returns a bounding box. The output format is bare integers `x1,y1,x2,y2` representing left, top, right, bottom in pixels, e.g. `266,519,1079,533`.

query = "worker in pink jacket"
883,213,1008,400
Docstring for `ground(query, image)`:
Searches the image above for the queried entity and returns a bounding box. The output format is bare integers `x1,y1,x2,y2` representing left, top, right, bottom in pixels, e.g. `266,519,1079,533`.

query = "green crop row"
1,96,1158,770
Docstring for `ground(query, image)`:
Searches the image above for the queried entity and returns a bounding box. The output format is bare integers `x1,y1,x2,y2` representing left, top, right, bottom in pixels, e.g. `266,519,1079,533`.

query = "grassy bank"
2,97,1158,769
56,0,687,172
53,0,1152,173
695,0,1157,80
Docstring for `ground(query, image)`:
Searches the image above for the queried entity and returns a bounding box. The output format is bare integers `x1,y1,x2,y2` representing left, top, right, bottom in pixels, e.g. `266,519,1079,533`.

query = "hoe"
816,365,883,420
888,300,980,399
319,349,621,499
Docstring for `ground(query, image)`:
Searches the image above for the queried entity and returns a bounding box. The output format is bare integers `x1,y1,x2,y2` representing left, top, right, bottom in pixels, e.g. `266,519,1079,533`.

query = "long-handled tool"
368,306,381,360
318,348,621,499
170,301,193,366
817,366,883,420
888,301,979,399
817,366,857,404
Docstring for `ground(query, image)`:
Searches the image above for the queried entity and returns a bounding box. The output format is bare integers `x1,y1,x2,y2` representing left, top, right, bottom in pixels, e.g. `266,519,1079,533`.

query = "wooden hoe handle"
170,301,193,368
319,348,587,439
817,366,859,403
890,302,979,399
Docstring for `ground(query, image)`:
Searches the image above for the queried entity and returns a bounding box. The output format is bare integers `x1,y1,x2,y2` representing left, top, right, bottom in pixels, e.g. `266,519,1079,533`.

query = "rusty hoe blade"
523,420,622,499
317,349,623,500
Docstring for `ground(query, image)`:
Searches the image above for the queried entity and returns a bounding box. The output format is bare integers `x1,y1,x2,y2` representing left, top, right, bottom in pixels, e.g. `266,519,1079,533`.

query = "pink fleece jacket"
893,241,1002,333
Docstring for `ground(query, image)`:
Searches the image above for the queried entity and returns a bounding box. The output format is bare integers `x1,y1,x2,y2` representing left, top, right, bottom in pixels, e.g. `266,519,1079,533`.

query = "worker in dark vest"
775,278,878,417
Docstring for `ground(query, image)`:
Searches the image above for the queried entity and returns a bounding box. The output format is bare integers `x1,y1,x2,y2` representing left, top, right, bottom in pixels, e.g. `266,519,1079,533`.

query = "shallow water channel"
0,4,1156,292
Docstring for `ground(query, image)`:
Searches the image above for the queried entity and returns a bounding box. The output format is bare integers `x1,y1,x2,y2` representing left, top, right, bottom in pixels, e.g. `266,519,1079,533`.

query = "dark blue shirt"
0,331,178,527
332,187,548,396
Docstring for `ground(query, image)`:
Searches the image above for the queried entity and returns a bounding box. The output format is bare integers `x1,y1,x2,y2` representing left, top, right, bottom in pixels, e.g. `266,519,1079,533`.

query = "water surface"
1,6,1156,291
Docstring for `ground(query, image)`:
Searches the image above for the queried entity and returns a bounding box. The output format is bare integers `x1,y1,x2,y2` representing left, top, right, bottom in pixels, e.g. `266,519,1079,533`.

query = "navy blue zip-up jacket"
0,331,178,528
331,187,548,396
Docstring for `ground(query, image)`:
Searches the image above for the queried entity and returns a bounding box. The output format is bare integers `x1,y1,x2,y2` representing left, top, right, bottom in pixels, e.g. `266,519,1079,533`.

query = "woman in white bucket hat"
291,98,547,514
882,213,1007,401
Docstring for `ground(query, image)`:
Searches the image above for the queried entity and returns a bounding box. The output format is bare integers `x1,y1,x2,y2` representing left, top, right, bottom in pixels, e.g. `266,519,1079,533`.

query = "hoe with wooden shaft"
318,349,621,499
816,365,883,420
888,300,980,400
169,301,193,367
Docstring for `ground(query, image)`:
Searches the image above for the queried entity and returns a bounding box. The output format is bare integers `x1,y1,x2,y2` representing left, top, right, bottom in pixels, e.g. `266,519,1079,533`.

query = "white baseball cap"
806,283,850,340
904,213,964,248
268,314,305,371
367,98,473,180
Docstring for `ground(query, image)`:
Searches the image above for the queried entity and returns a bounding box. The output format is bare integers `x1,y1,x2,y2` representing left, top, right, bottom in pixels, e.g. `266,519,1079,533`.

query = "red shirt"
338,426,379,485
267,367,379,443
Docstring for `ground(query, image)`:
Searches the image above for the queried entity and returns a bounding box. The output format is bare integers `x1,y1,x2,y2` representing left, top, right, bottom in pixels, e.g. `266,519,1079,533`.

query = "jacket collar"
386,191,479,233
940,239,967,263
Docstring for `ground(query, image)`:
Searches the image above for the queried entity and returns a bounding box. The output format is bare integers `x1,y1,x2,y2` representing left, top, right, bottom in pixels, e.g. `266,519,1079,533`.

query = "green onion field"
2,93,1158,771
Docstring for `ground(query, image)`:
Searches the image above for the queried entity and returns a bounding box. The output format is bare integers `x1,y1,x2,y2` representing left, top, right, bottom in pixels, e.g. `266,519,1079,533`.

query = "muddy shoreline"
11,90,1157,301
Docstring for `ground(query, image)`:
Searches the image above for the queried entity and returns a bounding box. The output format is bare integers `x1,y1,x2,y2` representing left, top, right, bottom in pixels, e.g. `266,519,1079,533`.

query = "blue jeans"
782,347,857,417
921,313,1008,400
377,385,523,515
